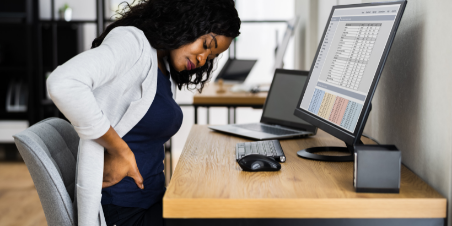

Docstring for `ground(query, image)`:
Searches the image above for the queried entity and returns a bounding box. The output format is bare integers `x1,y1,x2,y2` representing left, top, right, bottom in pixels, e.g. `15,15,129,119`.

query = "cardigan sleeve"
46,26,145,139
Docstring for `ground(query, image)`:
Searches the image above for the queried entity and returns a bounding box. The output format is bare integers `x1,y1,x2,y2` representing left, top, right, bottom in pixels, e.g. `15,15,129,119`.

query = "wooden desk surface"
163,125,446,219
193,83,267,105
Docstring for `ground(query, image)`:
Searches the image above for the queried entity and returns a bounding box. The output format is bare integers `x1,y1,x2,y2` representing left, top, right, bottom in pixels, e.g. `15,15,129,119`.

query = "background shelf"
0,13,27,23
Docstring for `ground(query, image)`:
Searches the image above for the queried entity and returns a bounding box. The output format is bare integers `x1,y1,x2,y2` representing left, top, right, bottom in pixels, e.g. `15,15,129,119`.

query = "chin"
167,58,181,72
175,63,186,72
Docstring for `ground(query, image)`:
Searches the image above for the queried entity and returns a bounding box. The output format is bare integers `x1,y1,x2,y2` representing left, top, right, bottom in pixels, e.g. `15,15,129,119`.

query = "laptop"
209,69,317,140
214,58,257,83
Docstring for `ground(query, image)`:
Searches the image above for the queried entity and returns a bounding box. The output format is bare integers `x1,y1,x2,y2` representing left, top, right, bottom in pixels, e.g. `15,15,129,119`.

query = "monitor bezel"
294,1,407,145
260,69,317,133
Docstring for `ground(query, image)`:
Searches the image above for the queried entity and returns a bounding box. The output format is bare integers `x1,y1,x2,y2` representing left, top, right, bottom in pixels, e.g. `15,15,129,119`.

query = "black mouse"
238,154,281,172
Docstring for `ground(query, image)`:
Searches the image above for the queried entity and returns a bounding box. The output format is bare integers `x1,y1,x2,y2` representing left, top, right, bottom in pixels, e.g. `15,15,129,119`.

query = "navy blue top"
101,68,183,209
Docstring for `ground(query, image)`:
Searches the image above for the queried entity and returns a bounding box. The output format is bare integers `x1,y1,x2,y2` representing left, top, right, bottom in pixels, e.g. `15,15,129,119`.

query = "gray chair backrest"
13,117,79,226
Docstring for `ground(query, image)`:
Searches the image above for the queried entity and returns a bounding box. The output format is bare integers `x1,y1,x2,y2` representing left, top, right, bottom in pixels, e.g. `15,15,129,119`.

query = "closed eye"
204,36,219,60
208,54,219,60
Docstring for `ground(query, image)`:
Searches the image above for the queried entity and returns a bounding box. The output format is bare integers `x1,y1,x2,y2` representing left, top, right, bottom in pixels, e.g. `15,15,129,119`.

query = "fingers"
102,173,122,189
102,147,144,190
130,169,144,189
102,175,143,189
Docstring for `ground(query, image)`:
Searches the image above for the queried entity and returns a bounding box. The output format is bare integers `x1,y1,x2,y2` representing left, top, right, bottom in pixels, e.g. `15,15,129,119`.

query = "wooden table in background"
163,125,447,226
192,83,268,124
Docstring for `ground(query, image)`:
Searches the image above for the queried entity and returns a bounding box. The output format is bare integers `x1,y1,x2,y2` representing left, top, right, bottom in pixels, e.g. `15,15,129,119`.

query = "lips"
187,59,195,70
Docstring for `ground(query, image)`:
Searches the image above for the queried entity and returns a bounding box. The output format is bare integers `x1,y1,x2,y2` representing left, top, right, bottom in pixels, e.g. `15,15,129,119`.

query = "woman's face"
168,34,233,72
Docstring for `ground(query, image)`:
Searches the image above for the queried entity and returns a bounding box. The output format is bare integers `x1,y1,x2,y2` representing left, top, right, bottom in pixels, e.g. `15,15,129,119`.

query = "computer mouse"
238,154,281,172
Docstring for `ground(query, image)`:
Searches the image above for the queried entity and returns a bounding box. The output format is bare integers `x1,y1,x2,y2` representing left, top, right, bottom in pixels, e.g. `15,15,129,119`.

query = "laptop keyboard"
234,124,300,135
236,140,286,162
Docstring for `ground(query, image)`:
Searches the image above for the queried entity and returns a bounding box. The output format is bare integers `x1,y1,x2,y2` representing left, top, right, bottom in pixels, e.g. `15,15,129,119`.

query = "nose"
196,52,209,68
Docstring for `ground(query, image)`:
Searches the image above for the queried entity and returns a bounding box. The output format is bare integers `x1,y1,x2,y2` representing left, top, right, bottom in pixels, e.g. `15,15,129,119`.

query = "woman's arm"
46,27,144,140
46,27,147,189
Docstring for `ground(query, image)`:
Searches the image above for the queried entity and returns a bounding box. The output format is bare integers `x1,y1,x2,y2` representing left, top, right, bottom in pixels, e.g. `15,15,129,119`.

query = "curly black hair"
91,0,241,92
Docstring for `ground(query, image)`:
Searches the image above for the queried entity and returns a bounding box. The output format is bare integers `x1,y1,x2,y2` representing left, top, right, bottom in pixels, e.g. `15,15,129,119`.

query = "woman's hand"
102,147,144,189
95,126,144,189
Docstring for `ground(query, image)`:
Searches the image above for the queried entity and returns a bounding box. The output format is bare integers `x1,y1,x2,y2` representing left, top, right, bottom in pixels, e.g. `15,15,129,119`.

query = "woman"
46,0,240,225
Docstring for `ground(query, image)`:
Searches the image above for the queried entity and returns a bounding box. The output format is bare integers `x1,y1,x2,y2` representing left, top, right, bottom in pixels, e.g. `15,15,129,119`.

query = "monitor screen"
215,59,257,82
262,71,311,126
297,2,405,136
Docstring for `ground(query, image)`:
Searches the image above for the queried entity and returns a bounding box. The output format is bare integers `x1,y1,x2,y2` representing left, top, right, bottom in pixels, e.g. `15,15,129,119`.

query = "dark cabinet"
0,0,36,122
0,0,105,125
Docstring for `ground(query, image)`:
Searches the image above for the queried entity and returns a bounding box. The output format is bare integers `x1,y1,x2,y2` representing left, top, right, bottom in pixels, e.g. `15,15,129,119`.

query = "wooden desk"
164,125,447,226
192,83,267,124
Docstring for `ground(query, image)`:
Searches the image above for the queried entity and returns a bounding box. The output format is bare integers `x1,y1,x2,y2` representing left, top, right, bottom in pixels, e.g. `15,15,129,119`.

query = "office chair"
13,117,79,226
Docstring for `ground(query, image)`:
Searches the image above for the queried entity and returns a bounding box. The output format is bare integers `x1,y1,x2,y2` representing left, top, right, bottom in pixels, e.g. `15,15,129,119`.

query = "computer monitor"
293,1,407,161
215,58,257,83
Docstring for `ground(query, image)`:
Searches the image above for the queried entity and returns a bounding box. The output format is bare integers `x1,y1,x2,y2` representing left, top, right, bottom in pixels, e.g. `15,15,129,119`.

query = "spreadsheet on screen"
300,4,400,132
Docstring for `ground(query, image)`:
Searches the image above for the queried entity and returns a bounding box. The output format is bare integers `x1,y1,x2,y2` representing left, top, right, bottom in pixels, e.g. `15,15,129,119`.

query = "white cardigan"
47,26,176,226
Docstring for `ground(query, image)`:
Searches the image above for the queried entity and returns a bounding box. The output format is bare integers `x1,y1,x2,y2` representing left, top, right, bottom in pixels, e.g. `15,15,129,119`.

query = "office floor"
0,163,47,226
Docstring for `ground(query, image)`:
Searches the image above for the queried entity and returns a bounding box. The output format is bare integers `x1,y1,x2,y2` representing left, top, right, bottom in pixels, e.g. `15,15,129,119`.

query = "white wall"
295,0,452,224
363,1,452,224
294,0,317,70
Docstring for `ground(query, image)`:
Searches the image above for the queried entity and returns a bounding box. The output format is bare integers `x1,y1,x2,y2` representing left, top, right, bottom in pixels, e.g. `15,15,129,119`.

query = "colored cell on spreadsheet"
308,88,325,114
317,93,337,119
340,101,363,131
328,97,349,125
348,102,363,131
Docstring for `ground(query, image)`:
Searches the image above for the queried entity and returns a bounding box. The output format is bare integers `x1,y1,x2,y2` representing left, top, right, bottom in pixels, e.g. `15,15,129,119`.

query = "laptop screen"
262,71,312,128
215,59,257,82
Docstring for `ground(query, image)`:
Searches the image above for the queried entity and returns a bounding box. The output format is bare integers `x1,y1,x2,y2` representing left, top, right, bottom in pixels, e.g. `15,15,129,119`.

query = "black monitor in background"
215,58,257,83
293,1,407,161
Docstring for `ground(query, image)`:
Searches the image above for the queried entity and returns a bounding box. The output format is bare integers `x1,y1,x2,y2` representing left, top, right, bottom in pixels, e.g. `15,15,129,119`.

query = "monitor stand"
297,103,372,162
297,140,363,162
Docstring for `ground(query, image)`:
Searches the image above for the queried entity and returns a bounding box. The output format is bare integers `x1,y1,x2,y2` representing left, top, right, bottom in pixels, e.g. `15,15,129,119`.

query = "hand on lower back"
102,147,144,189
95,126,144,189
